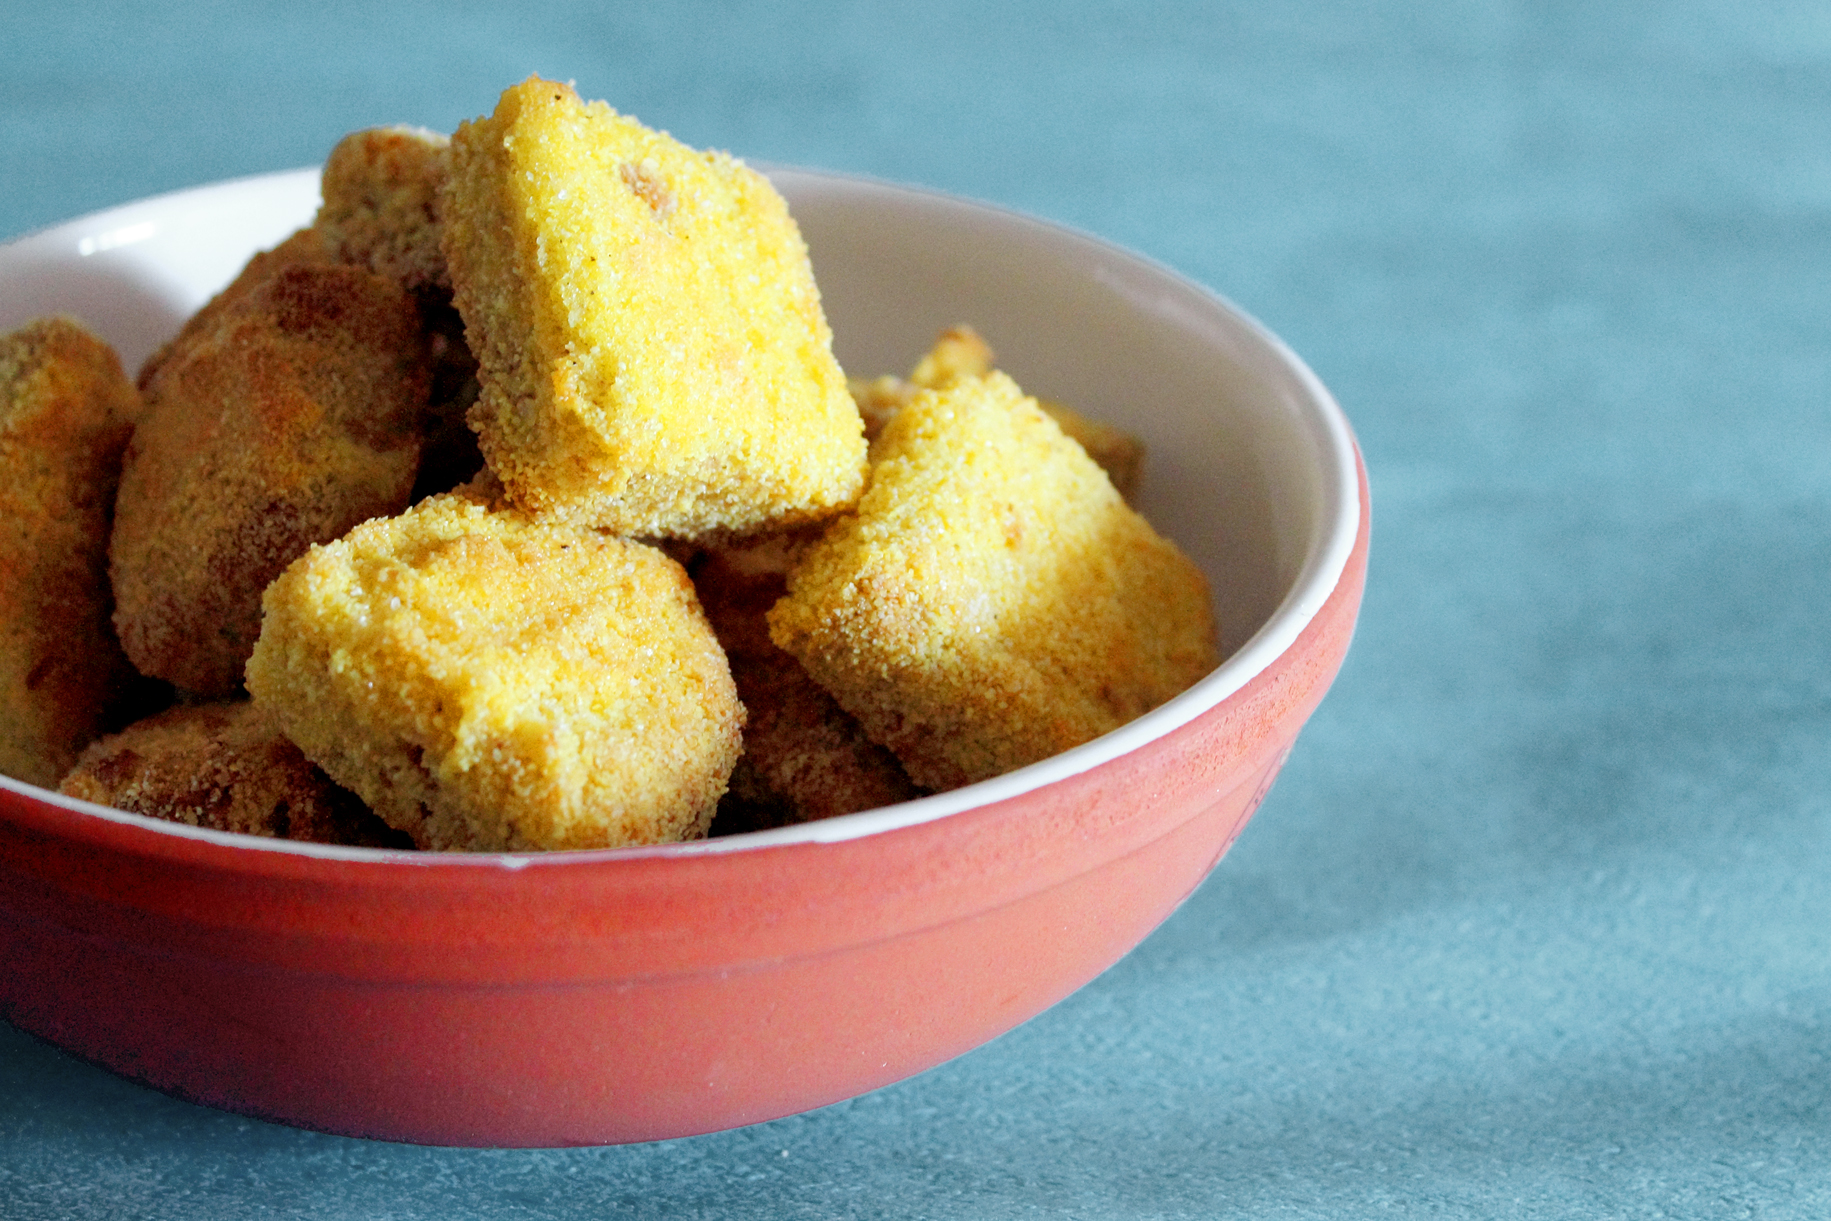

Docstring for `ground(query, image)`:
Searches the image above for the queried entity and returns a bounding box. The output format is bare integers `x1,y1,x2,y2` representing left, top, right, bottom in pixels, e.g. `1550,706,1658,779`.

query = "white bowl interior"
0,166,1358,855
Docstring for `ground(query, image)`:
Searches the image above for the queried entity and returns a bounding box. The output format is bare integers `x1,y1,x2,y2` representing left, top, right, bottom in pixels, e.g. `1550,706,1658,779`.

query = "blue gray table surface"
4,2,1828,1217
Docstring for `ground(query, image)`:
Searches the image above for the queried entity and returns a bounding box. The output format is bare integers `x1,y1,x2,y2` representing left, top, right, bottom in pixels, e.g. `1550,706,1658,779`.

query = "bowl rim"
0,165,1361,865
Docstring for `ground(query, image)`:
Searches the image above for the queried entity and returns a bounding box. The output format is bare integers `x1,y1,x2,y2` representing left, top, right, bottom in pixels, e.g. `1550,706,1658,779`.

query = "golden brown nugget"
111,262,432,697
0,317,144,787
136,226,333,391
58,701,411,848
316,125,452,293
442,77,867,538
246,491,745,851
770,372,1217,792
693,545,921,829
849,325,1145,500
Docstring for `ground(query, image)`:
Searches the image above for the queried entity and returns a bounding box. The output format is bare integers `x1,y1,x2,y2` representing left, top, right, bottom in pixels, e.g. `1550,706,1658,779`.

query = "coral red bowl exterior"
0,169,1366,1146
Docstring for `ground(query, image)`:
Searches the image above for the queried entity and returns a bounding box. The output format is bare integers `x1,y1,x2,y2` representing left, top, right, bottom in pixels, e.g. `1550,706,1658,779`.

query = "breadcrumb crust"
849,325,1145,501
770,371,1216,791
694,545,921,829
317,125,452,292
0,317,143,786
247,491,744,851
110,262,431,696
59,700,410,847
442,77,866,538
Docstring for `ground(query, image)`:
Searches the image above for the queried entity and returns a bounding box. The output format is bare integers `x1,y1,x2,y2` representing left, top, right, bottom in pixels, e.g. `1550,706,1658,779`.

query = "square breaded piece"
246,491,744,851
0,317,143,787
317,125,452,293
442,77,866,539
768,372,1218,792
111,263,431,697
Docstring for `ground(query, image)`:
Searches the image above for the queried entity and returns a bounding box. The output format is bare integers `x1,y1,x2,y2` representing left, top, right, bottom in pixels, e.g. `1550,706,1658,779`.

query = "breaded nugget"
693,544,921,829
316,128,483,496
245,490,744,851
442,77,867,538
848,325,1146,500
908,323,997,389
0,317,143,786
58,700,410,847
845,325,995,443
769,371,1217,792
110,262,432,697
316,125,452,293
137,226,333,390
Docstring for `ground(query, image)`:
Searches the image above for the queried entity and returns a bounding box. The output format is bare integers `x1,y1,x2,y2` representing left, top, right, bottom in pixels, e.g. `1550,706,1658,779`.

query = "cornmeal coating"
317,125,452,293
769,372,1218,792
694,544,921,831
58,701,410,848
110,262,431,697
442,77,866,538
245,492,745,851
0,317,143,787
848,325,1145,501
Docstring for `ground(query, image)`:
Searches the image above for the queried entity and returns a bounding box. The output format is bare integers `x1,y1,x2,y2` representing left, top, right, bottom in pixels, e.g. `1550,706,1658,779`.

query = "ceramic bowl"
0,167,1366,1147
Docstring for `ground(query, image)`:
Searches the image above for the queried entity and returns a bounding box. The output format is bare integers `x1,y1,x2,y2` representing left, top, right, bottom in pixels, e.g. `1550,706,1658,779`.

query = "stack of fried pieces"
0,77,1219,853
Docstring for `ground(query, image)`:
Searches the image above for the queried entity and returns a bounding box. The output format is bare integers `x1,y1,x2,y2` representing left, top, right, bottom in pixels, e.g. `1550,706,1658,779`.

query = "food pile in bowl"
0,77,1219,854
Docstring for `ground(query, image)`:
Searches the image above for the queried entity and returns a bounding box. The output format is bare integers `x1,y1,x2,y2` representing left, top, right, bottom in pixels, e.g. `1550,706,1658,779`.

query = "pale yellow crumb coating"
246,491,744,851
441,77,866,538
0,317,143,787
769,372,1217,792
1034,397,1145,504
